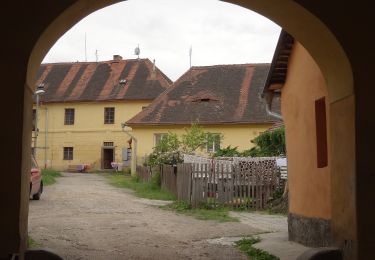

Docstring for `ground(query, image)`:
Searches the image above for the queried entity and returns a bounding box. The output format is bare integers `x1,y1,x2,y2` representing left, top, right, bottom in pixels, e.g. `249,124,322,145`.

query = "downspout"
263,91,283,120
263,89,288,197
44,107,48,168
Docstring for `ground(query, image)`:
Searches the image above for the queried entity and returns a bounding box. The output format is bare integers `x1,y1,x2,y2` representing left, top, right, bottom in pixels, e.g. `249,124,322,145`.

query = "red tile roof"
126,63,281,126
35,58,172,103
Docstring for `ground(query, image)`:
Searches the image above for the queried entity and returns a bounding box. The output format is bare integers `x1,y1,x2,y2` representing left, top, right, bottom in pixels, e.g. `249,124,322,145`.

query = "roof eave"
263,30,294,96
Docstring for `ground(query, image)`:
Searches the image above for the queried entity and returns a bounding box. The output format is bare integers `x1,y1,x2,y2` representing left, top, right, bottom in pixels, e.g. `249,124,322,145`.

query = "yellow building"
126,64,280,165
33,56,172,170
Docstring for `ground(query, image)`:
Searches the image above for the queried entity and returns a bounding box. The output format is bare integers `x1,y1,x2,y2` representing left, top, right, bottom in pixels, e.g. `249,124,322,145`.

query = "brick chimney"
113,55,123,61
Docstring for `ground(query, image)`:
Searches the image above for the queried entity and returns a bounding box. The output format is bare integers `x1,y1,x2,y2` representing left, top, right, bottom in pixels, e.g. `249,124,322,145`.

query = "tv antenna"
95,50,98,62
134,44,140,59
189,45,192,68
84,33,87,62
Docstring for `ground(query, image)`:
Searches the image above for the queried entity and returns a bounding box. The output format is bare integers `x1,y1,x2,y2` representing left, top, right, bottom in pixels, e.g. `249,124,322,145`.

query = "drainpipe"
121,123,137,177
44,107,48,169
263,91,283,120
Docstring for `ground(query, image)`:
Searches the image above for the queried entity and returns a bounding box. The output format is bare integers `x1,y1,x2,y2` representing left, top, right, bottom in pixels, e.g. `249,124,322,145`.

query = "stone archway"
2,0,360,258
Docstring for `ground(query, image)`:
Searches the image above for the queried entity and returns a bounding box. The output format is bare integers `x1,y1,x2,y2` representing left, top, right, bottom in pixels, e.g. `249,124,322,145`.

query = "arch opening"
12,0,357,258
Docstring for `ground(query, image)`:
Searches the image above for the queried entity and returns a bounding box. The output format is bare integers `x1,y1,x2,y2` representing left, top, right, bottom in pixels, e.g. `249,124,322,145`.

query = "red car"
30,156,43,200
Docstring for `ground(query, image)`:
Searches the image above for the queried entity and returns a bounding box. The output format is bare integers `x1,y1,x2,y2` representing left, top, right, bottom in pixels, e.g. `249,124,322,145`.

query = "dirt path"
28,173,262,260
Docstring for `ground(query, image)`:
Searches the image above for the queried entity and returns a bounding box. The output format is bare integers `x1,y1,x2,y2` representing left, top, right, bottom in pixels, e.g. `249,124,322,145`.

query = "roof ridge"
40,58,150,66
190,63,270,70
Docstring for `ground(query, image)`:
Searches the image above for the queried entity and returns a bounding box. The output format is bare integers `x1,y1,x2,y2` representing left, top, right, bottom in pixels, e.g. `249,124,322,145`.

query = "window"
142,106,147,110
103,142,114,147
63,147,73,160
154,133,167,146
315,97,328,168
206,133,221,153
104,107,115,124
64,108,75,125
32,109,36,131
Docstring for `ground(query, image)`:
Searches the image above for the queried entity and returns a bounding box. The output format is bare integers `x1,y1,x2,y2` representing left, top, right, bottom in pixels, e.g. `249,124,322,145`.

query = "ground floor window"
63,147,73,160
154,133,167,146
206,133,221,153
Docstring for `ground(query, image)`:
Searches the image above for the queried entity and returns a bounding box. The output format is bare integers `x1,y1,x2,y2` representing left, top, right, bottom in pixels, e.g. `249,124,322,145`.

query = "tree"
180,124,208,153
180,124,223,154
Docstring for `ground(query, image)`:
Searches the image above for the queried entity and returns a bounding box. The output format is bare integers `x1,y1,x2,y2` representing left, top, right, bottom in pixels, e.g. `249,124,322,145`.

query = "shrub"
247,127,286,157
214,145,241,157
146,124,223,166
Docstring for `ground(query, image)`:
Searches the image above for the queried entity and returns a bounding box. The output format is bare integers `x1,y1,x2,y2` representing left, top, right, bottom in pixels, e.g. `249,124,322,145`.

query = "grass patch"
41,169,62,186
235,236,279,260
106,173,175,201
27,236,39,248
161,201,239,222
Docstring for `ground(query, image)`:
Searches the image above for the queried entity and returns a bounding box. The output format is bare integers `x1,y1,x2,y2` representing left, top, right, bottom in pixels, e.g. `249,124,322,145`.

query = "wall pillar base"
288,213,333,247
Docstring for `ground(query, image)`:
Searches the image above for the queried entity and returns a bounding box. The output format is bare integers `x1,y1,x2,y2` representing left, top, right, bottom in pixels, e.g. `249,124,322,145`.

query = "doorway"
102,148,114,169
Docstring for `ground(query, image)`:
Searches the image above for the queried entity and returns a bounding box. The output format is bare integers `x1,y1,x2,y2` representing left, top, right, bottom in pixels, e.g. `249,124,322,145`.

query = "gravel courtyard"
29,172,264,260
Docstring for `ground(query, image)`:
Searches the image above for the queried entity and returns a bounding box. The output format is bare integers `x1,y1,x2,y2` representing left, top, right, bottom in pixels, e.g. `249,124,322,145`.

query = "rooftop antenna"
189,45,192,68
84,33,87,62
95,49,98,62
134,44,140,60
151,59,156,79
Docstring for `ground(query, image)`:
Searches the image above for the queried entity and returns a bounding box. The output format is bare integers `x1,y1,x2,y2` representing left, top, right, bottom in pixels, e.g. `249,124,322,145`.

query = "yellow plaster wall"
130,124,272,165
33,101,150,170
282,42,331,219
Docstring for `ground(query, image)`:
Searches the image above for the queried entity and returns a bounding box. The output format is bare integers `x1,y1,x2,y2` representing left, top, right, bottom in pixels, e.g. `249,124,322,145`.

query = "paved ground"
210,212,310,260
229,211,288,233
29,172,309,260
29,173,262,260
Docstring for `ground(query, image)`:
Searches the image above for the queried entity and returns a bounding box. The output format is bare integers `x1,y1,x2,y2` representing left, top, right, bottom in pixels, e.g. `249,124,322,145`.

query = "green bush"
147,132,182,166
248,127,286,157
214,145,241,157
146,124,223,166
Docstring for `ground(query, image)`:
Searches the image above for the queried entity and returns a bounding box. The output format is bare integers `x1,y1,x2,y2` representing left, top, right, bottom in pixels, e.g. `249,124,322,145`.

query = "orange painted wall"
281,42,331,219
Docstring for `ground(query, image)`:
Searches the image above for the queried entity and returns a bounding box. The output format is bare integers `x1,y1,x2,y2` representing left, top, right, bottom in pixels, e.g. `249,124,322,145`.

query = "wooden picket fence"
160,165,178,196
158,161,280,210
136,165,152,182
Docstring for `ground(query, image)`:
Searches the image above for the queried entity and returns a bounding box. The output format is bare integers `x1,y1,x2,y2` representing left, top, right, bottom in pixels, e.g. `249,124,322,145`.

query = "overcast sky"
43,0,281,81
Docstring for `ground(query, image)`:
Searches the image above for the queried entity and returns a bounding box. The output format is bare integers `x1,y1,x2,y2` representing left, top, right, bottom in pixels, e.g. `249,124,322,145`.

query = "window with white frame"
206,133,221,153
154,133,167,146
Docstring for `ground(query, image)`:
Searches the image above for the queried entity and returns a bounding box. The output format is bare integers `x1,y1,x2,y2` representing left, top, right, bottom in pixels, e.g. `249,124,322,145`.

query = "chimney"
113,55,123,61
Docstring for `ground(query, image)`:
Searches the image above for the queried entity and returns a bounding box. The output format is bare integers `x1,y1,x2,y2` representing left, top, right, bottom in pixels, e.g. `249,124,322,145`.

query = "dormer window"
192,97,217,103
119,79,127,85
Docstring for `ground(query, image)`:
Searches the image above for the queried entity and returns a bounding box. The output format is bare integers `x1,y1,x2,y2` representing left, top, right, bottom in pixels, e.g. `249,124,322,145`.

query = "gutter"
263,91,283,121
